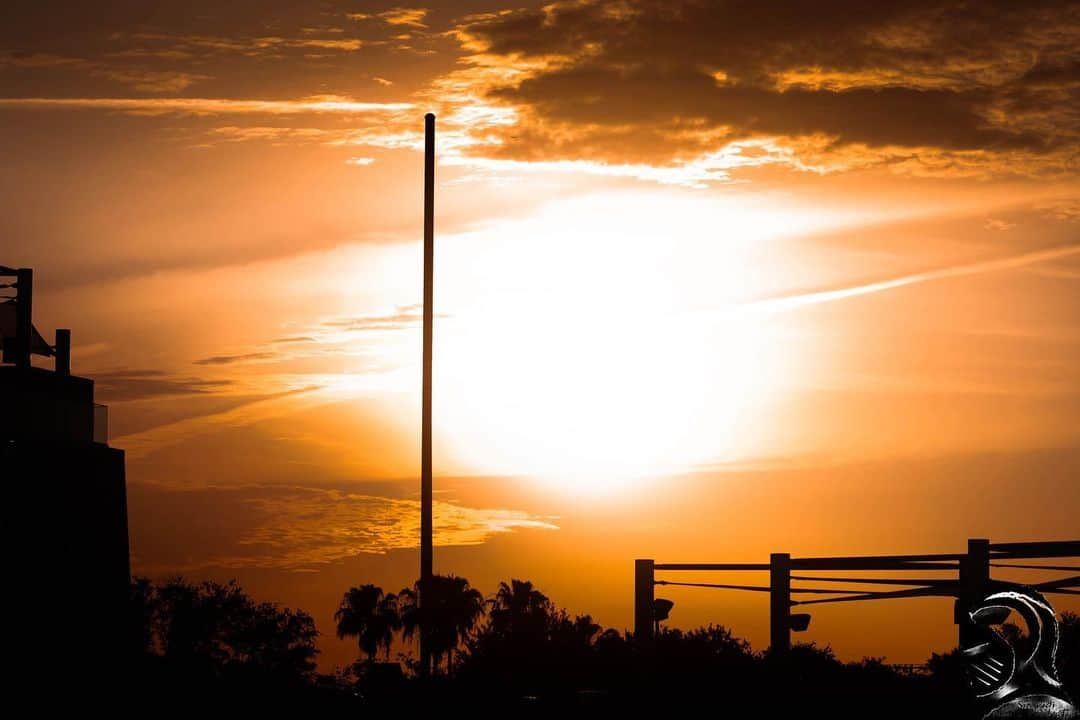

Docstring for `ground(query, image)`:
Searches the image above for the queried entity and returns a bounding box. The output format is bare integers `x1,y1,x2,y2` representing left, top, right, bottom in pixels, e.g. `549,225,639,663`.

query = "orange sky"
3,1,1078,669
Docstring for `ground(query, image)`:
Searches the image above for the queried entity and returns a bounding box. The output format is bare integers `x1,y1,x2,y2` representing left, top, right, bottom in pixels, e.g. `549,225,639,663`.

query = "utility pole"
770,552,791,656
15,268,33,368
957,538,990,647
419,112,435,677
634,559,656,645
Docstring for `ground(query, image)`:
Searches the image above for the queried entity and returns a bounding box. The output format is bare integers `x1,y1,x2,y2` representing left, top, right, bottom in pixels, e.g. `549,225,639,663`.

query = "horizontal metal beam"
990,541,1080,559
654,563,769,571
991,563,1080,571
655,580,768,592
790,558,960,571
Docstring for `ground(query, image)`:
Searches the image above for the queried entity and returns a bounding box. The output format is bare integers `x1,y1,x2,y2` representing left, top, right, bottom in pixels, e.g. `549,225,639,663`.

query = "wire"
654,580,926,595
1032,575,1079,592
654,581,769,592
991,564,1080,571
789,576,954,586
792,584,957,607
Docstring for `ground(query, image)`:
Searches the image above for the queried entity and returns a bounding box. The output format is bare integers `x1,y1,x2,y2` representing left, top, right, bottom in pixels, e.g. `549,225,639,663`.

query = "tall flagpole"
420,112,435,677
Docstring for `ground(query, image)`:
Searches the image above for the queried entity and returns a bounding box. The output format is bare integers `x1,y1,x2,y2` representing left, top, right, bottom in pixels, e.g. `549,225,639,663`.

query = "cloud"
348,8,430,29
0,95,413,115
1,52,211,93
204,125,334,143
113,385,323,459
1,51,83,68
322,304,446,332
91,68,212,93
131,483,557,573
445,0,1080,177
91,368,233,402
984,218,1016,232
229,488,556,569
194,351,279,366
745,243,1080,314
122,31,364,55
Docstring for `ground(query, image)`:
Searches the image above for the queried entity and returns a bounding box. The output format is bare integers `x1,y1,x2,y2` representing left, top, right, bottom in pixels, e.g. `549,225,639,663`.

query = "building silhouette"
1,266,130,691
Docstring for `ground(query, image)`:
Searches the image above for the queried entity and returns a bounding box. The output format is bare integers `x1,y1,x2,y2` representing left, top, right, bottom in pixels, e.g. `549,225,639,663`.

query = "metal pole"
420,112,435,677
770,552,791,655
15,268,33,368
957,538,990,647
635,559,655,645
55,329,71,375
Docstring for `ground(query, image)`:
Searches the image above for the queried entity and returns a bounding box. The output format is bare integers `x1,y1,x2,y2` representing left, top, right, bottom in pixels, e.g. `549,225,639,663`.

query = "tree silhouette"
489,578,553,641
149,578,318,680
335,585,400,662
399,574,485,672
1060,611,1079,699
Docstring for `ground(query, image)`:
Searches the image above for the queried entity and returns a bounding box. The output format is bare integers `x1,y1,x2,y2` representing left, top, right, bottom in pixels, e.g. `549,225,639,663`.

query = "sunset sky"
3,0,1078,668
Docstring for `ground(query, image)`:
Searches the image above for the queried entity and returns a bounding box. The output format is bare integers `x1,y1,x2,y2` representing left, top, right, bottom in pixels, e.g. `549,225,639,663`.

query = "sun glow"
422,190,847,494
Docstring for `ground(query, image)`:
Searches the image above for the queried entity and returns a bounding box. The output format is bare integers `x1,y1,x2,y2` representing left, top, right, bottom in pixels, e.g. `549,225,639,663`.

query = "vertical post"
419,112,435,677
957,538,990,646
55,329,71,375
635,559,655,645
770,552,791,656
15,268,33,368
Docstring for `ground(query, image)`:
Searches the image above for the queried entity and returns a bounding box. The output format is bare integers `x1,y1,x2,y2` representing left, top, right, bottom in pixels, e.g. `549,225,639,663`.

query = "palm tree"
399,574,486,673
372,592,401,661
489,579,553,640
569,613,602,645
335,584,400,662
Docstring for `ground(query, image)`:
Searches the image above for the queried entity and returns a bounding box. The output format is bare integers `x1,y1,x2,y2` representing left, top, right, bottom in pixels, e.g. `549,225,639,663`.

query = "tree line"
122,574,1080,715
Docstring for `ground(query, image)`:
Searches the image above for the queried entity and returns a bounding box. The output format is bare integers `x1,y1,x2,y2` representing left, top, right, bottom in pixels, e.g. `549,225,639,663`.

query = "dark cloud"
128,482,555,572
91,368,232,401
460,0,1080,169
194,351,279,366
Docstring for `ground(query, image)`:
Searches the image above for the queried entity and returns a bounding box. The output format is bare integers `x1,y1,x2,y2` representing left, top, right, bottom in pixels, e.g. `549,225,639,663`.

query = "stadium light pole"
419,112,435,677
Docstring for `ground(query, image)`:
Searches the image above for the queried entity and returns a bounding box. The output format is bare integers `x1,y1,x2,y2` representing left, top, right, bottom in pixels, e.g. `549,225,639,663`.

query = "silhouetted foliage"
148,578,318,680
128,576,155,655
399,574,485,672
458,578,608,694
124,578,333,711
335,584,400,661
1061,611,1079,699
118,574,1078,717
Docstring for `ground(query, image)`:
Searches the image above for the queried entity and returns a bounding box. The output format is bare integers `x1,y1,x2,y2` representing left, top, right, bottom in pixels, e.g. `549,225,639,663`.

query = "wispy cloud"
133,484,557,573
230,489,556,569
321,304,440,332
0,96,413,115
745,244,1080,314
123,31,364,54
92,368,232,402
195,351,279,366
348,8,430,28
1,51,83,68
113,386,323,459
91,68,212,93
